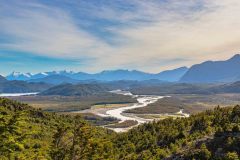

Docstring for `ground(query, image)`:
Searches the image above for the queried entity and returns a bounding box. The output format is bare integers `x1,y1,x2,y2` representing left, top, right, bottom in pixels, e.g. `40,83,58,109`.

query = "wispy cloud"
0,1,110,59
1,0,240,73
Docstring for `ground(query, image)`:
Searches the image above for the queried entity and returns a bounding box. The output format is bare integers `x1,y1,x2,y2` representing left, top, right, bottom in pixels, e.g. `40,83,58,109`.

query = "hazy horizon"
1,53,239,77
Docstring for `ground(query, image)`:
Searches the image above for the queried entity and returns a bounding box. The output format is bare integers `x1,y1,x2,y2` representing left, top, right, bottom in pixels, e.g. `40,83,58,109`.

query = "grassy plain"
9,93,137,112
126,94,240,114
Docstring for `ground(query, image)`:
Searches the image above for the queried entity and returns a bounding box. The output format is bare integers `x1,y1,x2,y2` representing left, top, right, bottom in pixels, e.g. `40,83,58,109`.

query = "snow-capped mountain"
31,72,49,79
6,72,33,81
6,70,76,81
5,67,188,83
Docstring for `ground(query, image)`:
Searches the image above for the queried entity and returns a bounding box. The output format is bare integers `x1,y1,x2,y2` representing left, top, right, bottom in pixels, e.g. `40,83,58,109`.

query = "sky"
1,0,240,75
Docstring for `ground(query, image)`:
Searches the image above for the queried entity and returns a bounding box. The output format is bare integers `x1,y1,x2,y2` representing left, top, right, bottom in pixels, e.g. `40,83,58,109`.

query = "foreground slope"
0,98,239,159
0,98,117,159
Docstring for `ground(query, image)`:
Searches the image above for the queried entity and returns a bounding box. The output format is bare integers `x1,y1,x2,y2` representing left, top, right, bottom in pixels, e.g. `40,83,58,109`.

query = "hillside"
130,81,240,95
130,83,214,95
0,80,52,93
181,54,240,83
155,67,188,82
0,75,7,83
208,81,240,93
6,72,32,81
29,75,79,85
40,83,109,96
0,98,240,159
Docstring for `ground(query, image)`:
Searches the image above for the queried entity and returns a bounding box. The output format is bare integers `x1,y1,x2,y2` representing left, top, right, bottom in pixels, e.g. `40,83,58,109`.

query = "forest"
0,97,239,160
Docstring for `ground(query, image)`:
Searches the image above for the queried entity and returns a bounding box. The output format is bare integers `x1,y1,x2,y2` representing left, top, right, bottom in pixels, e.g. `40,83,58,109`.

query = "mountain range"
0,73,52,93
5,67,188,84
3,54,240,84
181,54,240,83
6,71,72,81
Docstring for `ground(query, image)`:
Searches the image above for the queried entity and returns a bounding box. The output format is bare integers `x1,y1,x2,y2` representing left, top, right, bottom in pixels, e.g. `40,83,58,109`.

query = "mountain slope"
29,75,79,85
40,83,109,96
155,67,188,81
130,80,240,95
6,72,33,81
209,81,240,93
130,83,214,95
181,54,240,83
94,70,151,81
0,75,7,83
0,80,52,93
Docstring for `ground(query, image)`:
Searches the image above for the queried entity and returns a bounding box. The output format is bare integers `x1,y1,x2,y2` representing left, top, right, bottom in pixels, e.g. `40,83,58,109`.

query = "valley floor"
4,92,240,132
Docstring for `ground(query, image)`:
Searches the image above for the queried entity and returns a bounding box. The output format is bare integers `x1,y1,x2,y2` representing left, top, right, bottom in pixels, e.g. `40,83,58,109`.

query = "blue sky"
1,0,240,75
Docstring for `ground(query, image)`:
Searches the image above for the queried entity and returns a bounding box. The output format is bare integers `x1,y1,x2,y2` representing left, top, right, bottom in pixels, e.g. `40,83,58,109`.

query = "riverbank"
72,90,190,132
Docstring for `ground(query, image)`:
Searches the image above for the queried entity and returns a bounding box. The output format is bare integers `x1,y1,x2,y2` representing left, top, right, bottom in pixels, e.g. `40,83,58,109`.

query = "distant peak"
40,72,48,75
100,69,129,73
58,70,75,74
180,66,188,69
11,71,21,76
12,71,20,74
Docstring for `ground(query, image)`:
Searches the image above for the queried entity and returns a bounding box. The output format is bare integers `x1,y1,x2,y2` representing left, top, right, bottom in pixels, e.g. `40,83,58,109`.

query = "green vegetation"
125,97,183,114
0,98,117,159
11,94,137,112
67,113,119,126
0,98,240,159
106,120,138,128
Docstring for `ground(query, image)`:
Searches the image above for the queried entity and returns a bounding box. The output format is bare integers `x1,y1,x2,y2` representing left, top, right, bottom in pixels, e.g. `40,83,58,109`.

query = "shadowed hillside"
0,80,52,93
0,75,7,83
39,83,109,96
181,54,240,83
